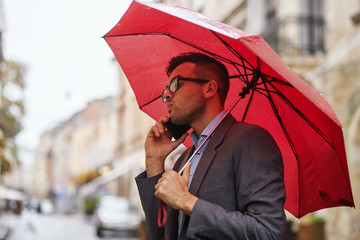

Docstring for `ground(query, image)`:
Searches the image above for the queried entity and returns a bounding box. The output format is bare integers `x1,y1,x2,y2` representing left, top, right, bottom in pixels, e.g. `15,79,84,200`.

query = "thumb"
182,162,192,183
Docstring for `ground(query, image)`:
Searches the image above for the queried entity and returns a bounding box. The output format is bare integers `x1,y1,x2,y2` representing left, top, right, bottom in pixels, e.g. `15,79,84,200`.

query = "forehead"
168,62,197,80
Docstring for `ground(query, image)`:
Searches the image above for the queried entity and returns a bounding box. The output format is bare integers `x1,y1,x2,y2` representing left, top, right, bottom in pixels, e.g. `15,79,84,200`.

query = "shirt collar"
190,110,227,148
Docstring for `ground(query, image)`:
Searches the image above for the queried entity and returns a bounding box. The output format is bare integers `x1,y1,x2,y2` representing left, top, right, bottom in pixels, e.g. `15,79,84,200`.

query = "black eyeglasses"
161,76,211,103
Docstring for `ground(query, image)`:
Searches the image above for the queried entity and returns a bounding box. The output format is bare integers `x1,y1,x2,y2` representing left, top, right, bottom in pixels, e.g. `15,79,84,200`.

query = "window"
300,0,325,54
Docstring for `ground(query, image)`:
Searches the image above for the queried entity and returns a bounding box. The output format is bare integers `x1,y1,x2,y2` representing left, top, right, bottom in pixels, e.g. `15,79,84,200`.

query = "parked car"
38,199,54,214
0,187,25,215
93,196,141,238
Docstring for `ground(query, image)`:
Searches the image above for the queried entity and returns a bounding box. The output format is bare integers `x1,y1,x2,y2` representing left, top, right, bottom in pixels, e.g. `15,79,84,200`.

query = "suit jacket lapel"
173,145,195,172
188,114,236,195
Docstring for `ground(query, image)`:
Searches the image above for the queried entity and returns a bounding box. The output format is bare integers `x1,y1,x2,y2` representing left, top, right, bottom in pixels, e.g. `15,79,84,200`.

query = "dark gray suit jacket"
136,115,286,240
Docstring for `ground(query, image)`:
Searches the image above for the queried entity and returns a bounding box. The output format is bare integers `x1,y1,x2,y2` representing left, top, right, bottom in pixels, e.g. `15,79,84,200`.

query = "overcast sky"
3,0,135,163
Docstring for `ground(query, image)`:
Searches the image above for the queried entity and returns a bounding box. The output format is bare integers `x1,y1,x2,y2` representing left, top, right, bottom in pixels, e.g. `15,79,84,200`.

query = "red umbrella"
103,1,354,218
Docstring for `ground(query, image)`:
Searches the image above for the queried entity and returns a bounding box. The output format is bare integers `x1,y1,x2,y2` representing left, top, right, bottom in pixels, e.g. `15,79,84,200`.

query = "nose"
162,88,172,103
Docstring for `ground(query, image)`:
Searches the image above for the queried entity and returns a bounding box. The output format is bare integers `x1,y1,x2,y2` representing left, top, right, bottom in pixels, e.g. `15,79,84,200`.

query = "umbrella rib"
261,75,294,87
230,74,251,85
139,95,161,109
230,73,254,79
259,75,302,217
260,76,299,160
254,88,279,96
266,81,335,149
232,63,250,84
239,57,251,84
254,73,334,149
232,50,252,84
210,30,256,71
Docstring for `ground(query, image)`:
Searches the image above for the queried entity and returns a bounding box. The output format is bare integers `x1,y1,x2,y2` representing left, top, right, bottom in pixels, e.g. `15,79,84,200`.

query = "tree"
0,60,25,176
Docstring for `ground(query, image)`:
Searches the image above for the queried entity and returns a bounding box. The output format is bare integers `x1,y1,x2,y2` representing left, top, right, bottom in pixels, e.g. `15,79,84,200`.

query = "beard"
170,97,206,126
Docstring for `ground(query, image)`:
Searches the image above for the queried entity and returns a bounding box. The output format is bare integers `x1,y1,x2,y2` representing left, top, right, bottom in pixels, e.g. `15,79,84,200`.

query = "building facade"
306,1,360,239
34,96,119,212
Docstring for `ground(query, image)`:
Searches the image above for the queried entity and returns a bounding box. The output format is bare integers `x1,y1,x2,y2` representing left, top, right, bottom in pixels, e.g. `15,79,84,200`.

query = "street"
2,210,139,240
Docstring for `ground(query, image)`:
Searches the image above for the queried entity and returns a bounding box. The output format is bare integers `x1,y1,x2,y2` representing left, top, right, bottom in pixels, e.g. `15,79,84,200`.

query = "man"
136,52,286,239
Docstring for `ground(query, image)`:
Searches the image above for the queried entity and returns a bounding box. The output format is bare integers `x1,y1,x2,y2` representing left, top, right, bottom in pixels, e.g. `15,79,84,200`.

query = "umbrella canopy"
103,0,354,218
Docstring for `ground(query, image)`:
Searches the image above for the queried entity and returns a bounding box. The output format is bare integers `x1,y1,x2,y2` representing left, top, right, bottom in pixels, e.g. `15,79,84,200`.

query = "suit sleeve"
135,171,165,240
186,125,286,240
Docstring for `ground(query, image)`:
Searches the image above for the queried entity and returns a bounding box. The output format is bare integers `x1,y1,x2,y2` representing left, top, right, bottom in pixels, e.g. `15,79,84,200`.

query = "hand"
155,162,198,216
145,116,188,177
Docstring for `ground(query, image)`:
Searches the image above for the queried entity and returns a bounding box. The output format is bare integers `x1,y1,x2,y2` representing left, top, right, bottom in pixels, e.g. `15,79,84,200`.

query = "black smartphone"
163,118,191,140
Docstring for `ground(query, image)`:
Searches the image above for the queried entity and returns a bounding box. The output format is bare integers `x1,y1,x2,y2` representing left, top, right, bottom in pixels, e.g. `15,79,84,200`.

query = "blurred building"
78,64,157,209
0,0,26,200
35,96,119,212
0,0,4,109
306,2,360,239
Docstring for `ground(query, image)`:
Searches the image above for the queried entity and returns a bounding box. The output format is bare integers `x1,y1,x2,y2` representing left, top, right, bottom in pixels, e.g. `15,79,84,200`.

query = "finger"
155,182,163,198
161,171,170,178
156,116,170,134
155,122,165,134
150,125,162,137
156,174,166,186
160,116,170,124
155,190,160,199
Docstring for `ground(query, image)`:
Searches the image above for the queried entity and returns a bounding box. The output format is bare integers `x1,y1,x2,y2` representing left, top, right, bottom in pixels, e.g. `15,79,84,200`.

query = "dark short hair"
166,52,229,105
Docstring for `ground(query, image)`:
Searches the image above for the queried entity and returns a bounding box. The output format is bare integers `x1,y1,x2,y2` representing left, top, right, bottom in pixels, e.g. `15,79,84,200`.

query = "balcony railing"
261,15,325,56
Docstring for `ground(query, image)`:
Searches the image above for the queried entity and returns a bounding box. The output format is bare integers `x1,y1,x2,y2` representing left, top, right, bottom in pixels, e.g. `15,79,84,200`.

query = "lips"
166,102,174,114
167,101,173,109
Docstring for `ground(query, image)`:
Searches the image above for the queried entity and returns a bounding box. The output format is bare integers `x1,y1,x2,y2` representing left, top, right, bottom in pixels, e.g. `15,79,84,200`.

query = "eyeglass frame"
161,76,211,103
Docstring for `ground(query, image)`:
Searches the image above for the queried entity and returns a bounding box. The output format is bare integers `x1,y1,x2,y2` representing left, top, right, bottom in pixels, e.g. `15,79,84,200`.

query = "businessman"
136,52,286,239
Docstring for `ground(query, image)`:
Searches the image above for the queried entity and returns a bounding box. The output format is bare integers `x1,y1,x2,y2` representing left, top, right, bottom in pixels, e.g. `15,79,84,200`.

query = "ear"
204,80,219,99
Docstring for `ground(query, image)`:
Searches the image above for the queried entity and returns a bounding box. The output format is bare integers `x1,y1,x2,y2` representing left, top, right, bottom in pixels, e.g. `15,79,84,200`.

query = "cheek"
182,92,206,112
173,85,204,109
179,91,200,106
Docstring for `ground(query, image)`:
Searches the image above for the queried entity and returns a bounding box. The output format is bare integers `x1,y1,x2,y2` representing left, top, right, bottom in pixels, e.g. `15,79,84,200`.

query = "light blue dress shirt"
187,110,226,186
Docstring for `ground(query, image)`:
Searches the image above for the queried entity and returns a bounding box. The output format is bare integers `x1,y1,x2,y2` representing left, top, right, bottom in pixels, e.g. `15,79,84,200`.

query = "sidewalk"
0,225,10,240
0,212,22,240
